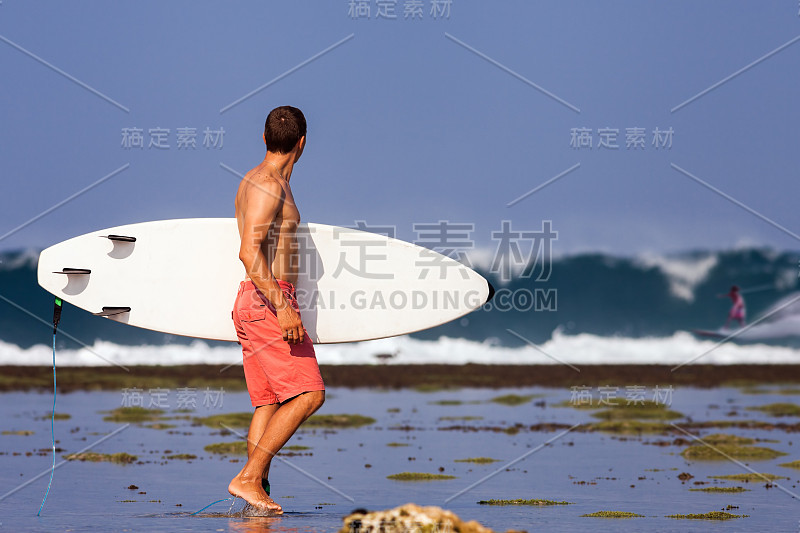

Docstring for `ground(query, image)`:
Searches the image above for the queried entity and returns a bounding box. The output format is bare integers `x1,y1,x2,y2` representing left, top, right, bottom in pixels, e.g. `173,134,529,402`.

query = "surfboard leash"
52,297,62,335
190,497,235,516
40,298,237,518
37,297,62,516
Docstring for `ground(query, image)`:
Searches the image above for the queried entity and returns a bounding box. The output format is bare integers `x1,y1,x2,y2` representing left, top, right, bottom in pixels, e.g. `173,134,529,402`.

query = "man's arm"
238,180,305,344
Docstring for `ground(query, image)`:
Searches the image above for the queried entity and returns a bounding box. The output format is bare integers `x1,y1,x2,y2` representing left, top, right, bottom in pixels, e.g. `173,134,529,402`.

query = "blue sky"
1,1,798,257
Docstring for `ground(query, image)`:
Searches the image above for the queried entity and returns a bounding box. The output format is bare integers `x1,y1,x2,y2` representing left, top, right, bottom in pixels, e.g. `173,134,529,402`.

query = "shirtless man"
228,106,325,512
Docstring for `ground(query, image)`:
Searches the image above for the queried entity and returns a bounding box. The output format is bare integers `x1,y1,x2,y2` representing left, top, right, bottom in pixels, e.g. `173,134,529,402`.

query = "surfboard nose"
486,280,495,303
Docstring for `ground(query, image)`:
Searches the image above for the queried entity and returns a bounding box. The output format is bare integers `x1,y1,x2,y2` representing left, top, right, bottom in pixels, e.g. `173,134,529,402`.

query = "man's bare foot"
228,473,282,514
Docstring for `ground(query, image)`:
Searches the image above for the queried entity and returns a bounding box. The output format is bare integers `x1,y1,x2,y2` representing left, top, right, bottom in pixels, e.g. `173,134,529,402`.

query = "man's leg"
228,390,325,511
228,404,278,507
251,391,324,489
246,403,279,490
247,404,278,456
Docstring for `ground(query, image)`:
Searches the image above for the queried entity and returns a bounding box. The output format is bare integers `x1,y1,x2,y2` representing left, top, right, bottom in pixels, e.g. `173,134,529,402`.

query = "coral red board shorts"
232,280,325,406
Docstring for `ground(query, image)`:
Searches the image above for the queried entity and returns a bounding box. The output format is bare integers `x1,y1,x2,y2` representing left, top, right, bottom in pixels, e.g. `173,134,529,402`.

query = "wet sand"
2,383,800,532
3,363,800,393
4,364,800,531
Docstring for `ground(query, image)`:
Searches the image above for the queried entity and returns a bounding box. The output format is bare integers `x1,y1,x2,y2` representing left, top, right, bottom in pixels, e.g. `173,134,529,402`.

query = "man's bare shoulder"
239,169,285,200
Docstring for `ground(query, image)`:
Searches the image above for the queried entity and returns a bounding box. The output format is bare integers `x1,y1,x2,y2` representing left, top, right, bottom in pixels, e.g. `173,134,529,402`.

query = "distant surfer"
720,285,746,329
228,106,325,513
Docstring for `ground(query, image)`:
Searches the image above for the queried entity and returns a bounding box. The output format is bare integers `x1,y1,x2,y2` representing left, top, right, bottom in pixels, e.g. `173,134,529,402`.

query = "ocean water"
2,329,800,368
1,386,799,532
1,247,800,366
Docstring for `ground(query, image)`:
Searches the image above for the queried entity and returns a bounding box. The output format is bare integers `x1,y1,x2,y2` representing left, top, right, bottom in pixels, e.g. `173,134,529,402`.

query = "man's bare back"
235,163,301,286
235,153,306,346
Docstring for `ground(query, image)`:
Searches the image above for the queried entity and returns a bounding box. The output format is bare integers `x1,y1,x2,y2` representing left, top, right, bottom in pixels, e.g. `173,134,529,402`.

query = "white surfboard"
37,219,493,344
691,328,743,340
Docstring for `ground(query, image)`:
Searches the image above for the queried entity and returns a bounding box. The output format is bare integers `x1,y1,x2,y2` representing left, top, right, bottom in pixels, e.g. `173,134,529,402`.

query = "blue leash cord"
190,497,235,516
35,297,235,519
36,332,57,516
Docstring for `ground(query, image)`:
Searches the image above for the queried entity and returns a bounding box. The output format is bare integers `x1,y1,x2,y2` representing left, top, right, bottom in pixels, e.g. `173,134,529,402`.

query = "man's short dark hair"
264,106,307,154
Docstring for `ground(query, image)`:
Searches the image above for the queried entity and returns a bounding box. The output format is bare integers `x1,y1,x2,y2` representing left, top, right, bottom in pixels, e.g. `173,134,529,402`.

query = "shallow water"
1,385,799,532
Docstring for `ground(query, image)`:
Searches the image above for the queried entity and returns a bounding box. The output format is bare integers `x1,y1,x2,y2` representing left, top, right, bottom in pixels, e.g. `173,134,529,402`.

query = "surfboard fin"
53,268,91,275
101,235,136,243
93,307,131,317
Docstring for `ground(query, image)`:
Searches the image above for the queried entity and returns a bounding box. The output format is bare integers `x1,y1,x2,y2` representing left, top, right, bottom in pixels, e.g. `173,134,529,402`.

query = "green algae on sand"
699,433,755,445
591,407,683,420
555,399,669,410
144,423,176,430
489,393,541,406
586,399,683,420
102,407,166,423
667,511,747,520
587,420,670,434
747,403,800,417
679,419,782,431
204,441,247,455
689,486,749,493
603,399,672,410
551,399,600,409
428,400,463,406
580,511,643,518
387,472,456,481
681,443,787,460
303,414,376,429
195,412,253,428
165,453,197,460
63,452,138,464
454,457,499,464
38,412,71,420
710,472,787,482
478,499,572,506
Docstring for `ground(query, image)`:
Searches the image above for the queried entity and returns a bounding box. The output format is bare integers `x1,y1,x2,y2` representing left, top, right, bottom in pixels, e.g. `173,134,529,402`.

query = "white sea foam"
634,252,718,303
2,329,798,367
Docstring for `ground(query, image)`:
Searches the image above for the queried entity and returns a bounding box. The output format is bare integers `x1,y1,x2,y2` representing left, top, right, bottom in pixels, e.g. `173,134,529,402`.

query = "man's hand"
277,305,304,345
